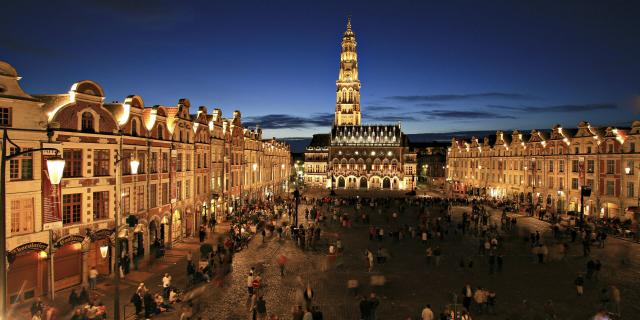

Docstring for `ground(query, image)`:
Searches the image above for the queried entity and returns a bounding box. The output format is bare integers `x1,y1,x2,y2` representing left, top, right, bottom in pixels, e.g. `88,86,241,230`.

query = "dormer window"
81,112,94,133
157,125,164,140
131,119,139,137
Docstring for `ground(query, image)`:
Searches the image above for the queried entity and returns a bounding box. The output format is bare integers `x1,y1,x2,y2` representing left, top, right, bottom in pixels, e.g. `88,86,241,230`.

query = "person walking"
575,274,585,296
421,304,434,320
594,259,602,281
162,273,172,298
610,285,621,315
199,225,206,243
462,284,473,311
68,289,80,309
247,272,255,295
256,295,267,320
359,296,371,320
277,254,287,276
130,291,143,316
367,249,375,272
303,285,314,310
433,246,442,267
369,292,380,320
425,247,433,267
89,266,98,290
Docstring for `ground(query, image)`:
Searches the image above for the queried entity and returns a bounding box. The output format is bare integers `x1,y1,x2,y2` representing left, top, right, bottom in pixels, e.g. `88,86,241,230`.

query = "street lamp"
112,147,139,320
1,129,65,319
99,244,109,259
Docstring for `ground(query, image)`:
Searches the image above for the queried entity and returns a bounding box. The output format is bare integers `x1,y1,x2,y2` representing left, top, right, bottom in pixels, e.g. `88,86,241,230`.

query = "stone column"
81,249,89,287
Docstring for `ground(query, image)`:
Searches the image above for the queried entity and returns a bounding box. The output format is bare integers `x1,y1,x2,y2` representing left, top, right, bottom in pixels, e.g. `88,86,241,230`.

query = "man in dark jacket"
130,292,143,316
68,289,80,309
359,296,371,320
312,306,324,320
369,293,380,320
256,296,267,319
144,291,157,318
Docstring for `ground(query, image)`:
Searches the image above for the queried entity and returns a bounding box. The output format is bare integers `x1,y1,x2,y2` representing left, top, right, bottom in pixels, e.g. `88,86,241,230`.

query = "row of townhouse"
446,121,639,220
0,61,291,306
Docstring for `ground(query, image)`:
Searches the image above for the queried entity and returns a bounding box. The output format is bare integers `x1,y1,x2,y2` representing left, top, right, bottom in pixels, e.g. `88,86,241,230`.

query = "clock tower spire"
334,16,362,126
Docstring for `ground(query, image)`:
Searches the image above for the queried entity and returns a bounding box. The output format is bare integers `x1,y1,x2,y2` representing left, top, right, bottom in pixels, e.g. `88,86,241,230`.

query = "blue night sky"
2,0,639,138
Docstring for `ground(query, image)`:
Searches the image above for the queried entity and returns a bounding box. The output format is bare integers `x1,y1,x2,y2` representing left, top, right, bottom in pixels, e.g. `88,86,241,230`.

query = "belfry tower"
334,17,362,126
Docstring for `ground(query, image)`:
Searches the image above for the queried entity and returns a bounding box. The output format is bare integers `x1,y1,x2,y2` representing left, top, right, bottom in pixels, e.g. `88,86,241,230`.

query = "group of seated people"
69,302,107,320
131,282,183,318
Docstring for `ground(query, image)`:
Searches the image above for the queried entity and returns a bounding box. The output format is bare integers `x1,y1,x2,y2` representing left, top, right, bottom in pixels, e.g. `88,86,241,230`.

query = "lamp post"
252,162,257,202
1,128,65,319
113,145,139,320
293,188,300,227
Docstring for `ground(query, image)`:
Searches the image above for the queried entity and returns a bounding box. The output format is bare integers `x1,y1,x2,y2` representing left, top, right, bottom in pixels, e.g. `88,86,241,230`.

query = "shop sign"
55,234,86,248
8,242,48,256
91,228,114,241
7,242,48,263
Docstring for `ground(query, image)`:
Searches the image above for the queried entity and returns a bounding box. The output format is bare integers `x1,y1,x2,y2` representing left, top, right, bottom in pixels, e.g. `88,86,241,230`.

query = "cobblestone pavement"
191,190,640,320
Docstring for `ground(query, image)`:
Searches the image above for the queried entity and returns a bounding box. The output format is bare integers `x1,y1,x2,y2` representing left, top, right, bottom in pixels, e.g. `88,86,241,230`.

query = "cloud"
386,92,534,102
420,110,517,120
366,105,399,112
416,102,443,107
364,114,420,122
487,103,617,113
244,113,333,129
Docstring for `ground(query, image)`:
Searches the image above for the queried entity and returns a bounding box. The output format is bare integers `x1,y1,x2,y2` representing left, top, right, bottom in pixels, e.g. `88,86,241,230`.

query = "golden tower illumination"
334,17,362,126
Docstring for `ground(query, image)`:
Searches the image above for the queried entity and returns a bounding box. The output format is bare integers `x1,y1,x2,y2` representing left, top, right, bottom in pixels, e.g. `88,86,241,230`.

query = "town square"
1,1,639,319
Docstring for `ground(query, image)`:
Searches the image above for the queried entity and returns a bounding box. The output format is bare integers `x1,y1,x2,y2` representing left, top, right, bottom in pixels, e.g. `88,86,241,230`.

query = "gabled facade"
0,61,290,306
447,121,638,219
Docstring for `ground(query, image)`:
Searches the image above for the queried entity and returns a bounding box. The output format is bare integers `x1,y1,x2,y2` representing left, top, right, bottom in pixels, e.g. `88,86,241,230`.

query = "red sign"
42,155,62,227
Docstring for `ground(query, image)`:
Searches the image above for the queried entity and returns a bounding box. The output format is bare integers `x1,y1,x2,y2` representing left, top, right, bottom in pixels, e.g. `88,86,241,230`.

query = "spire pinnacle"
346,15,352,31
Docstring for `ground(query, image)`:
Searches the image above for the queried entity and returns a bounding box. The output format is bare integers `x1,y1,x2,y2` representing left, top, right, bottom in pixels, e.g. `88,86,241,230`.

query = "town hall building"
304,18,417,190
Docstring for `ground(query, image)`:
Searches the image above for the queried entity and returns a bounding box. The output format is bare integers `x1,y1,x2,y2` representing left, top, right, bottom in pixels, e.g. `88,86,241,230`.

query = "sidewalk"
9,224,230,320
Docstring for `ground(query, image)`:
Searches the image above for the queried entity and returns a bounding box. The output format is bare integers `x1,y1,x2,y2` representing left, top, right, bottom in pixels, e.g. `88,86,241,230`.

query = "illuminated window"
0,107,10,126
151,152,158,173
131,119,139,137
81,112,94,133
63,149,82,178
63,193,82,225
93,149,110,176
162,153,169,173
162,183,169,204
605,181,614,195
157,125,164,140
9,147,32,180
136,185,145,211
10,198,33,235
150,184,157,208
606,160,615,174
93,191,109,220
0,107,11,127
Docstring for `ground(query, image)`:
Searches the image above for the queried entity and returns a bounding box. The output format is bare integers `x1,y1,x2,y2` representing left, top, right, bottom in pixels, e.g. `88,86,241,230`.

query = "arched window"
157,125,164,140
81,112,94,132
131,119,139,137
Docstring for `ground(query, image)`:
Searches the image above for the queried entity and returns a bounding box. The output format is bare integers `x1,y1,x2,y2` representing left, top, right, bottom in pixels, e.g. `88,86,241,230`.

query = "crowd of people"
19,187,630,320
